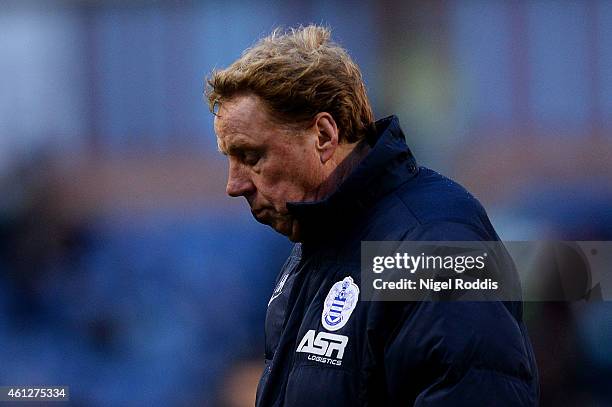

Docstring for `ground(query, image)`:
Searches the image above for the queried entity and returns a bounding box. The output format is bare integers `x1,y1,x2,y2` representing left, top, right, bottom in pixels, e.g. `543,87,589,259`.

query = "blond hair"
205,25,375,143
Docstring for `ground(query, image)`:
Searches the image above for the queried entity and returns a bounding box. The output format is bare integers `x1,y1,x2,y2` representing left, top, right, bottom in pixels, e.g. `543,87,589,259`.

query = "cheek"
255,149,321,203
256,168,304,204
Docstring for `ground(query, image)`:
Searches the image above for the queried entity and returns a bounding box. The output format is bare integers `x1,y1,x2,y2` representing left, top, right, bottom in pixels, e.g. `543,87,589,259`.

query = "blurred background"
0,0,611,405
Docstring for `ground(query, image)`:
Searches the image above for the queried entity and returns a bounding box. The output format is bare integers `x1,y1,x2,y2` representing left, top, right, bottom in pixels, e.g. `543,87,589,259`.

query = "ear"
313,112,339,164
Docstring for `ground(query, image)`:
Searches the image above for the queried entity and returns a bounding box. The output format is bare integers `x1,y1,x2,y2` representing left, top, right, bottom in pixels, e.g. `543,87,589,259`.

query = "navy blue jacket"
256,116,539,406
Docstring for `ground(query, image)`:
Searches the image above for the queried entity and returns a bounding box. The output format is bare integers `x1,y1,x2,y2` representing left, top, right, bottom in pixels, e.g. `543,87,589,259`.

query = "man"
206,25,538,406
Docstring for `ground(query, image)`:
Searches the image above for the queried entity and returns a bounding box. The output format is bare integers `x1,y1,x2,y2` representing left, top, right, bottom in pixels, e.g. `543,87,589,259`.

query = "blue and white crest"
322,276,359,331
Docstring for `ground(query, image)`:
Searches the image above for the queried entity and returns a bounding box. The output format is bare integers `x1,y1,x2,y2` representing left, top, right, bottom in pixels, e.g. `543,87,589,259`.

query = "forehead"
215,94,268,130
214,95,278,151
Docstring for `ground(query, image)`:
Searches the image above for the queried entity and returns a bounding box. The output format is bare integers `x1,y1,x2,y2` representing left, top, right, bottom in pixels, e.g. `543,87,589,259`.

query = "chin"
270,218,301,241
272,223,292,238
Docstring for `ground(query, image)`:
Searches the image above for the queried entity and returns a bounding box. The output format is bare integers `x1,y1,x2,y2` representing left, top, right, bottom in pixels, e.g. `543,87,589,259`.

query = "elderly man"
206,25,538,406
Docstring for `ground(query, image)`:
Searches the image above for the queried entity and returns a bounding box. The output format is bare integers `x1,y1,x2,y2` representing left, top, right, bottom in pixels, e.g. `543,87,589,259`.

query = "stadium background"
1,0,611,405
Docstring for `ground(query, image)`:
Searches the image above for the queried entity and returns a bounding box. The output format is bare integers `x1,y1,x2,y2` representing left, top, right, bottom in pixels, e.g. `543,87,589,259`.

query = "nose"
226,160,255,198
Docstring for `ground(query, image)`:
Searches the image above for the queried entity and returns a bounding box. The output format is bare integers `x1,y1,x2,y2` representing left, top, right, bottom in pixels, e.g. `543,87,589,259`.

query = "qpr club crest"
322,276,359,331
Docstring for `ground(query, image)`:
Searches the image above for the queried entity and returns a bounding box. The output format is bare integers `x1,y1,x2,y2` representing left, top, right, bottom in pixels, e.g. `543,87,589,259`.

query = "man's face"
214,94,325,241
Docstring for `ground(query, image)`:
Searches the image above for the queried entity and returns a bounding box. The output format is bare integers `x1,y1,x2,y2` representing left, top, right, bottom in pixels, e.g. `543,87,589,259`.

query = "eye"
243,152,261,166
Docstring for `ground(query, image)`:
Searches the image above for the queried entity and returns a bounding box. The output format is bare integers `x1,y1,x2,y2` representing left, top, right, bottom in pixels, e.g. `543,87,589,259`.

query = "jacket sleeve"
379,221,539,406
382,301,538,406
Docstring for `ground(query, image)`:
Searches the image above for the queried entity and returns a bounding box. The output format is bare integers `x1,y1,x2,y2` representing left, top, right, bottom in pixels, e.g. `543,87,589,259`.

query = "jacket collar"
287,115,418,242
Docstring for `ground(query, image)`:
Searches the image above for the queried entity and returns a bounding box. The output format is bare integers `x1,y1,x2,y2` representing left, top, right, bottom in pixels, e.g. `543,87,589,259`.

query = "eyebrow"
218,138,260,156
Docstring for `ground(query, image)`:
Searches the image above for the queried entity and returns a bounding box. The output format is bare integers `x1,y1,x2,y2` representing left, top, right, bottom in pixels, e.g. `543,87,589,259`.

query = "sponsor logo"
296,329,348,366
321,276,359,331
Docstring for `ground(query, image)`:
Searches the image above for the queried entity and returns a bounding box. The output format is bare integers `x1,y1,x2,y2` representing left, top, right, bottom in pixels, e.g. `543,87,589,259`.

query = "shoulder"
364,166,498,241
395,167,487,225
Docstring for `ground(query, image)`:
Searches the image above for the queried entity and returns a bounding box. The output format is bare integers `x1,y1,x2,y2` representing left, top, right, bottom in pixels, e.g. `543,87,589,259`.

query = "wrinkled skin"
214,93,356,241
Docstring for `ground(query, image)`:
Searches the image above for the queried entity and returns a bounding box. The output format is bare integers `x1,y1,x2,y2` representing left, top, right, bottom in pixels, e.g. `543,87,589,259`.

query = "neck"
314,140,371,201
291,141,371,243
